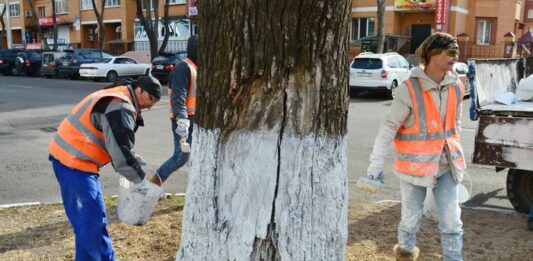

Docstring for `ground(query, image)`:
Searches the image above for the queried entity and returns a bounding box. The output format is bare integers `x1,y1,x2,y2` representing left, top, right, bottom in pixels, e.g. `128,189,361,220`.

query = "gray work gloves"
175,118,190,138
367,166,385,184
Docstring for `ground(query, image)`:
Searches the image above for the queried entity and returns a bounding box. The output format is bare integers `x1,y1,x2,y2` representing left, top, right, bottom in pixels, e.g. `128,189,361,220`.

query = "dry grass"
1,196,532,261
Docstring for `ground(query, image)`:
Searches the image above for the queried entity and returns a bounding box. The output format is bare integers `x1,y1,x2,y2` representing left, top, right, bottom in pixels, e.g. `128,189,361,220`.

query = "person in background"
153,35,198,186
48,76,161,261
365,32,466,261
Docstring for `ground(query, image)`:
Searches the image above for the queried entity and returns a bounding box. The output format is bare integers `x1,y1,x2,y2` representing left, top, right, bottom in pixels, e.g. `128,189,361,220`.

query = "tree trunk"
28,0,49,50
51,0,58,50
136,0,159,60
376,0,386,53
177,1,350,260
91,0,106,50
0,5,6,50
158,0,171,53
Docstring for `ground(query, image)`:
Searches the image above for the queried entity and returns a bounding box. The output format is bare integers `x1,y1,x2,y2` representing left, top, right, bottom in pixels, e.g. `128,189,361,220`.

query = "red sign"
435,0,447,25
38,16,61,26
25,43,42,49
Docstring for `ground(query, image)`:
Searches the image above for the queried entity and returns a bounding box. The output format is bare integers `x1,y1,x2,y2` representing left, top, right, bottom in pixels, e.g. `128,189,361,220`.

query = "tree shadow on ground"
0,220,71,253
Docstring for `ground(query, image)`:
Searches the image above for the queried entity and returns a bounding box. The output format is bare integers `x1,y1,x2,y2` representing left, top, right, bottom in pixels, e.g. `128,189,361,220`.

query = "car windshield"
351,58,383,69
95,58,112,63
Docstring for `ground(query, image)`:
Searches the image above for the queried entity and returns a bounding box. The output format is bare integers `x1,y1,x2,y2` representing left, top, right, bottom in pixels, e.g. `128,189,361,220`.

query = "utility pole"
4,0,11,48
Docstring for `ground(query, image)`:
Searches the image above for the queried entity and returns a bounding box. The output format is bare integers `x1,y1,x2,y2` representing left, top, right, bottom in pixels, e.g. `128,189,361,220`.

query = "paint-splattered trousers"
50,156,115,261
398,172,463,261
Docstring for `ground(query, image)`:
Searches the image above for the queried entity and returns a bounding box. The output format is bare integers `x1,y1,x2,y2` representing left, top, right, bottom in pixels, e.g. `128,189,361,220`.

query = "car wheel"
106,71,118,82
388,80,398,99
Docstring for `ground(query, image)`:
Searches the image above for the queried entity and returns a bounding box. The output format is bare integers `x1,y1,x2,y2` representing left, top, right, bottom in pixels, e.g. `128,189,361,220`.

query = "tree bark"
91,0,106,50
158,0,171,54
51,0,58,50
177,1,350,260
136,0,159,60
27,0,49,50
376,0,386,53
0,5,6,50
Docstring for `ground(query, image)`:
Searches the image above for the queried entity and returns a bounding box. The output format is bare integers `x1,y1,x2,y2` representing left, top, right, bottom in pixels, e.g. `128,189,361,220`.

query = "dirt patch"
1,197,532,260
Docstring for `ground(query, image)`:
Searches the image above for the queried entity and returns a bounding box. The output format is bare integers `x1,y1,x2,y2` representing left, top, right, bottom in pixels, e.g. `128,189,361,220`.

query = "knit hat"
187,35,198,63
415,32,458,65
135,76,161,100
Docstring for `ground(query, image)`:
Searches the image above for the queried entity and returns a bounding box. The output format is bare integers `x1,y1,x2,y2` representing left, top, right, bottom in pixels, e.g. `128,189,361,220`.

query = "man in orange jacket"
366,33,465,261
48,76,161,261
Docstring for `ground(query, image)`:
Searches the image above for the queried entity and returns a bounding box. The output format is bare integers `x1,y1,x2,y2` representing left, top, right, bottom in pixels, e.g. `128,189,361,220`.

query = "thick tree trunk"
0,5,6,50
376,0,386,53
177,1,350,260
52,0,57,50
28,0,49,50
91,0,106,50
136,0,159,60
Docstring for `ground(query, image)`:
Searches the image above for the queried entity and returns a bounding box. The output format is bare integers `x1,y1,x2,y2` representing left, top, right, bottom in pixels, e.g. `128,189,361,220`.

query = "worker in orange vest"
366,32,466,261
48,76,161,261
153,35,198,186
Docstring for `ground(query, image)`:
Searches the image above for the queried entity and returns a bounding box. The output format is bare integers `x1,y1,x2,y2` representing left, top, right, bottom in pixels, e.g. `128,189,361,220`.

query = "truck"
470,58,533,214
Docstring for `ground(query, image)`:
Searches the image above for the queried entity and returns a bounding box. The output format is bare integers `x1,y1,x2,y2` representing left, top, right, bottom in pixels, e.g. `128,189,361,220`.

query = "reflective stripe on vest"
168,58,197,118
393,77,466,176
49,86,134,173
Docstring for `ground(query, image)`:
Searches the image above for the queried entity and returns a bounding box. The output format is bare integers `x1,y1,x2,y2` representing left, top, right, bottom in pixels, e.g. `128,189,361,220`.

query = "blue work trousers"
157,119,194,181
51,156,115,261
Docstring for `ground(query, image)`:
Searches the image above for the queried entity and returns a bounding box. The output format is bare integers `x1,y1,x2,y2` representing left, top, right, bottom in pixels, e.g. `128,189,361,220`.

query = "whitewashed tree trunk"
177,1,351,260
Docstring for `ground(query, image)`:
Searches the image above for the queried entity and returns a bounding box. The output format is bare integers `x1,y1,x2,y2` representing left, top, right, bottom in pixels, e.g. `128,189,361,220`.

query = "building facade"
0,0,197,54
351,0,525,60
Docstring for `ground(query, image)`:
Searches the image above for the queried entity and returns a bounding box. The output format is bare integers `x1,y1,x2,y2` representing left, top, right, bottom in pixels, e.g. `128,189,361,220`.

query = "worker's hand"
134,153,147,167
175,118,190,138
367,167,384,184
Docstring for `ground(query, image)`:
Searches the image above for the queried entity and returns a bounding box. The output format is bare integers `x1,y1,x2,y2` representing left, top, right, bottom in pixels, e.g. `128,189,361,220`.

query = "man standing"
153,35,198,186
366,32,466,261
49,76,161,261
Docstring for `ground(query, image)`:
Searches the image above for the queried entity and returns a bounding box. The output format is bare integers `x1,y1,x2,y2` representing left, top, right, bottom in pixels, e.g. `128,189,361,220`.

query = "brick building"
0,0,197,54
351,0,526,60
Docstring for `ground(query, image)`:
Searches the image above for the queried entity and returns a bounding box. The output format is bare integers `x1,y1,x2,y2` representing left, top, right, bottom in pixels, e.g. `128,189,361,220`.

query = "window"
351,58,383,69
105,0,120,7
55,0,69,14
80,0,93,10
476,18,495,45
9,3,20,17
135,19,191,40
352,17,375,41
142,0,154,10
528,9,533,19
38,6,45,16
169,0,186,4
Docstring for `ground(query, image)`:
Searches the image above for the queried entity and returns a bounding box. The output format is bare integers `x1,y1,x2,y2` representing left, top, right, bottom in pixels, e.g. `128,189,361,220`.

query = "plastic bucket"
117,176,164,226
457,183,470,203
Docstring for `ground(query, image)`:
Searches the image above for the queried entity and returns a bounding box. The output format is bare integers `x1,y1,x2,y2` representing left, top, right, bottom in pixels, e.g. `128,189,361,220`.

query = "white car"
79,57,151,82
349,52,411,99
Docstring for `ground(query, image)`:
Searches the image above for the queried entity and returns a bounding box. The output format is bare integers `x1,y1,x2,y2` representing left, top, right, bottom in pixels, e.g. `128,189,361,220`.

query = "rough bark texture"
51,0,57,50
0,5,6,50
90,0,106,50
177,1,350,260
376,0,386,53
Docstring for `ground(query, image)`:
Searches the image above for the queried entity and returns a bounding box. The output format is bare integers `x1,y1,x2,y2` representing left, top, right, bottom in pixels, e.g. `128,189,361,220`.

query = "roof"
518,31,533,45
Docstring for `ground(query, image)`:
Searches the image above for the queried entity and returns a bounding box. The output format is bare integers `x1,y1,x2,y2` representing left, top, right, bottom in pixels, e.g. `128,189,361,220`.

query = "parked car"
0,48,22,75
14,50,44,76
453,62,470,98
41,50,74,78
79,57,151,82
349,52,410,99
151,51,187,84
57,49,113,79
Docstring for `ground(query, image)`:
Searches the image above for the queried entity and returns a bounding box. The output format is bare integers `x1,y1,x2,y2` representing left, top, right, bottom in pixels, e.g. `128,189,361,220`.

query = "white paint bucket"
117,176,164,226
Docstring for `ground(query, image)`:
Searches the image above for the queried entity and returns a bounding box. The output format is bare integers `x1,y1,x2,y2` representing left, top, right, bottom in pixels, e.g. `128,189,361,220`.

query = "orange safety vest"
49,86,136,173
393,78,466,177
168,58,197,118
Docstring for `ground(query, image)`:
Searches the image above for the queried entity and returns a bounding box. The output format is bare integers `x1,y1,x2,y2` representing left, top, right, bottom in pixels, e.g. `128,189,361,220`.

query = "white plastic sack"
423,188,439,222
117,176,164,226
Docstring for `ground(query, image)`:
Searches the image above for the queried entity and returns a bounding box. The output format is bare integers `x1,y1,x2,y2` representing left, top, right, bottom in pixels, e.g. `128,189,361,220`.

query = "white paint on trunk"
177,127,348,260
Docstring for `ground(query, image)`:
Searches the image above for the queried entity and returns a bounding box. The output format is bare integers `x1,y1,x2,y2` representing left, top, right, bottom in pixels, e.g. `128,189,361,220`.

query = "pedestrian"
153,35,198,186
366,32,466,261
48,76,162,261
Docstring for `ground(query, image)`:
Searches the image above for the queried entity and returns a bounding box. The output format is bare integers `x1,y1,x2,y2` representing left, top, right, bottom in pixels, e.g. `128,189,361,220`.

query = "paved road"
0,76,513,212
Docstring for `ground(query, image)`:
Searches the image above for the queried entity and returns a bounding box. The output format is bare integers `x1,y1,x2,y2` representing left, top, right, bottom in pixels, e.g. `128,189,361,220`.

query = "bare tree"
27,0,49,49
376,0,386,53
135,0,171,60
51,0,58,50
0,4,6,50
90,0,106,50
177,1,350,260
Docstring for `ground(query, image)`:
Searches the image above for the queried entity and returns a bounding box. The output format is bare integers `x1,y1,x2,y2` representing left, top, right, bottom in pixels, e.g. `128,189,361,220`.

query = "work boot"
393,244,420,261
528,217,533,231
150,173,163,186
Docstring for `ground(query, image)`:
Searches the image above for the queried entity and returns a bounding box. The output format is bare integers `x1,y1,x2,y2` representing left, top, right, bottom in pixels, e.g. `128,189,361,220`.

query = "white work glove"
367,165,384,184
134,153,147,167
175,118,190,138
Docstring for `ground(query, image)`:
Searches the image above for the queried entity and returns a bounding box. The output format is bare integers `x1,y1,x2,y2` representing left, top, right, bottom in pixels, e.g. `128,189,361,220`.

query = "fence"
134,39,188,52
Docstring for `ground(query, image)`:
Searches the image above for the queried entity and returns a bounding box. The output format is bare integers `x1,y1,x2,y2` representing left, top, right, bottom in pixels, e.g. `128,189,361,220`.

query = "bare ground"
1,195,532,261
